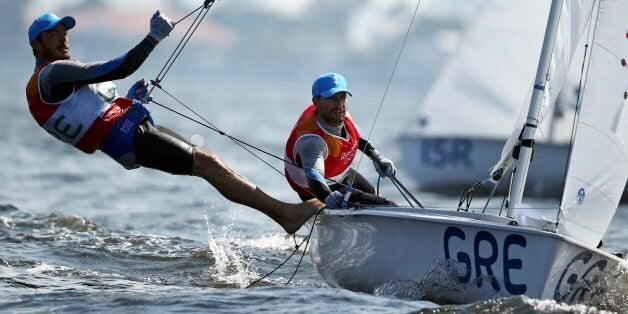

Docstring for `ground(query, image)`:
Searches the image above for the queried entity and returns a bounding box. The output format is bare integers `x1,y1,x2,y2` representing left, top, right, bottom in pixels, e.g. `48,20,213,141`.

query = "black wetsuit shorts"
134,120,195,175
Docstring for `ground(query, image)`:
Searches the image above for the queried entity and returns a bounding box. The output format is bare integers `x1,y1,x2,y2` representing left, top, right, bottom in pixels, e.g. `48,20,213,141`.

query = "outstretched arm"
38,11,174,103
40,37,156,100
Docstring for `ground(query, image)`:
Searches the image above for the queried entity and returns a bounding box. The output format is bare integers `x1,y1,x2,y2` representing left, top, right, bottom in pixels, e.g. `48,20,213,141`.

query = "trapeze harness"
26,62,194,174
284,104,359,198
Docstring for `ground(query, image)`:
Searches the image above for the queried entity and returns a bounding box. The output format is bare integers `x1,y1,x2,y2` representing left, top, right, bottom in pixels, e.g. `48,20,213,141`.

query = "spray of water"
586,263,628,312
203,213,257,288
373,259,628,312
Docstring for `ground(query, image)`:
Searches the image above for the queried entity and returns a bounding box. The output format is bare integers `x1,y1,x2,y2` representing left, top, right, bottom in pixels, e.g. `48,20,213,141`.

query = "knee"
193,147,219,161
192,147,224,172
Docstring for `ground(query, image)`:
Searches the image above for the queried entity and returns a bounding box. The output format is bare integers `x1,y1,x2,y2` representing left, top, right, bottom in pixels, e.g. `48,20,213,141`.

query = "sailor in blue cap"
28,13,75,59
25,11,322,234
284,72,397,208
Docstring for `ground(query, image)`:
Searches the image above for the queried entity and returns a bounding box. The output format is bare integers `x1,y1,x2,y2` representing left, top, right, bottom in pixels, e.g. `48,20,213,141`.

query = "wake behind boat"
310,0,628,305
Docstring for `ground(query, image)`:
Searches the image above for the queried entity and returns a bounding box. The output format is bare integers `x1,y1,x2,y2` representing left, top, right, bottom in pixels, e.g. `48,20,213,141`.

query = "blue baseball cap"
28,13,76,43
312,72,352,98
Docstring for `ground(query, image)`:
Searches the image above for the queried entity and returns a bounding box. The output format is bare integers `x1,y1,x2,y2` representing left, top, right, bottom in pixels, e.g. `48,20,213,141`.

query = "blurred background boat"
398,0,628,200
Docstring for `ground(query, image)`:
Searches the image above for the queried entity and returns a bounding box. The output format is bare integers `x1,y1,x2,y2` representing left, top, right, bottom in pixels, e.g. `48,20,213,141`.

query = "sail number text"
443,226,527,295
421,138,473,168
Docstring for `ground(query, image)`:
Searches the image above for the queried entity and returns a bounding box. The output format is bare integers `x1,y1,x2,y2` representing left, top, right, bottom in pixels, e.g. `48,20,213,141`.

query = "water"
3,1,628,312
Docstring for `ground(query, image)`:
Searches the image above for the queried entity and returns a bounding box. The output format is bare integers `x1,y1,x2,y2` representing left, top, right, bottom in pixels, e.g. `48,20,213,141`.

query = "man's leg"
192,149,322,234
343,168,376,194
340,169,395,206
135,122,323,234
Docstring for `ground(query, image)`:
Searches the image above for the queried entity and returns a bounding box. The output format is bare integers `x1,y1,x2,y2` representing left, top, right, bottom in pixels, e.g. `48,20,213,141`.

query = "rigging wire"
391,179,413,207
147,2,214,100
151,91,286,177
482,177,503,214
175,4,206,24
348,0,424,207
157,1,215,81
146,2,316,191
150,97,385,202
161,7,212,82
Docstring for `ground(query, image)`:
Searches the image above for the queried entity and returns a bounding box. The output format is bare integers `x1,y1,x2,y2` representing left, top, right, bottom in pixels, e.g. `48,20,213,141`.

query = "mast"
507,0,564,217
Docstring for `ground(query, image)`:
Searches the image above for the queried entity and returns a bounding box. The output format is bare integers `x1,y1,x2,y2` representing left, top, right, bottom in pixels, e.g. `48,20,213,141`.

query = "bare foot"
281,199,325,234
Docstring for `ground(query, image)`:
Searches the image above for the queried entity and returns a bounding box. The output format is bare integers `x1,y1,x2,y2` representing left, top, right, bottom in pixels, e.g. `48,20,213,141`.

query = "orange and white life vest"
25,63,133,154
284,104,359,196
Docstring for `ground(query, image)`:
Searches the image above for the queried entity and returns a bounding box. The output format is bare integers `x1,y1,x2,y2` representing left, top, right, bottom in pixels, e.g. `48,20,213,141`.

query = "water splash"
586,264,628,312
373,258,628,312
237,233,306,252
373,259,506,304
373,280,424,300
449,296,608,313
203,213,257,288
523,297,608,313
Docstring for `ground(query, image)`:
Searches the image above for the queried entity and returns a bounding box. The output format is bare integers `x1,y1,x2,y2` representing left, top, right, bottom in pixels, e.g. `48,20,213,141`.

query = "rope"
154,1,216,85
151,99,280,171
151,88,286,177
175,4,205,24
243,235,308,288
391,179,414,207
245,208,324,288
160,6,212,81
284,207,321,285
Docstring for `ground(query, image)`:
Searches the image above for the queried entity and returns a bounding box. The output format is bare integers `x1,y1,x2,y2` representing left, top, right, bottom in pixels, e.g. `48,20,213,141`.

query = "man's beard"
42,46,70,61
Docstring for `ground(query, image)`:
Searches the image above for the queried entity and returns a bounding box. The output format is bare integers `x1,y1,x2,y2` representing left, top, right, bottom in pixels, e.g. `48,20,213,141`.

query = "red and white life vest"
25,63,133,154
284,104,360,196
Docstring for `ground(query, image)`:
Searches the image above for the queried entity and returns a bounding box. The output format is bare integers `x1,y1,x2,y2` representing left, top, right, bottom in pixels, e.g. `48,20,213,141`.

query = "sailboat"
398,0,628,200
310,0,627,304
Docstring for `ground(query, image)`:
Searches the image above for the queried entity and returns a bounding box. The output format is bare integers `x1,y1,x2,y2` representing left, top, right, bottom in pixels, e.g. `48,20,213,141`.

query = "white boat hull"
310,207,625,304
398,135,628,200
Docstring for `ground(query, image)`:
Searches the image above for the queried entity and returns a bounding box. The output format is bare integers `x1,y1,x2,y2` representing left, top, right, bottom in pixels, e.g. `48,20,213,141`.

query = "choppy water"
3,201,627,313
3,1,628,312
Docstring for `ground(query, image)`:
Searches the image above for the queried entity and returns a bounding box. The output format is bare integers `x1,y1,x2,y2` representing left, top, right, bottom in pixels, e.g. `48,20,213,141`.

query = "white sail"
415,0,549,139
558,0,628,247
491,0,598,175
